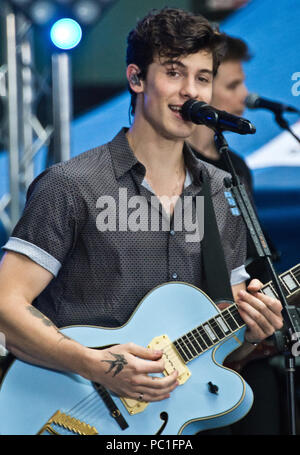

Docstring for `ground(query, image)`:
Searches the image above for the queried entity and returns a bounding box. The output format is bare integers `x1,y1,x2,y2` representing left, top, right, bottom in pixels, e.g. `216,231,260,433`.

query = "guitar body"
0,282,253,435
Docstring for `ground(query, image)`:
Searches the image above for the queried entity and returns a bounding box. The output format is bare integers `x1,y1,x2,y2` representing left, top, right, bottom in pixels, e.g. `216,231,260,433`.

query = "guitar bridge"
120,335,191,416
37,410,98,435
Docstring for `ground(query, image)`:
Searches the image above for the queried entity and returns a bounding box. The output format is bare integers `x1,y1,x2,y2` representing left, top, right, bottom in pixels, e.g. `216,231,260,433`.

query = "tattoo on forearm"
26,306,72,342
101,352,128,377
27,305,54,326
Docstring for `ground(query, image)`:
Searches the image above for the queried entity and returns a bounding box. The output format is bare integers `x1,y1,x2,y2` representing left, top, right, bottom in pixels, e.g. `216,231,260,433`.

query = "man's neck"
126,120,186,177
188,124,220,161
126,120,186,204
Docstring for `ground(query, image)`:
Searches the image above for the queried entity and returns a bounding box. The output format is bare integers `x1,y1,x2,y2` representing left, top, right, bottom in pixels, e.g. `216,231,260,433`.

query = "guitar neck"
173,264,300,364
173,303,245,364
260,263,300,303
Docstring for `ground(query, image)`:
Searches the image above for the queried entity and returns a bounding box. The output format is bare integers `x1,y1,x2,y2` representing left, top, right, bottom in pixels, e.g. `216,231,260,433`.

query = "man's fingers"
239,308,271,340
130,371,179,402
246,279,263,293
250,291,283,315
236,287,283,343
137,370,179,389
237,290,283,330
126,342,163,360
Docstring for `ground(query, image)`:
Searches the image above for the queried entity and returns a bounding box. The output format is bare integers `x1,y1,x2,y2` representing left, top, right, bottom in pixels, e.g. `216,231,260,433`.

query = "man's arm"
0,251,179,402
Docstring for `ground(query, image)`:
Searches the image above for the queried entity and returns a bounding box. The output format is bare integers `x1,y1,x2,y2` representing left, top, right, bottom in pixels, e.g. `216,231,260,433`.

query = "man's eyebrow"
162,60,213,74
162,60,185,67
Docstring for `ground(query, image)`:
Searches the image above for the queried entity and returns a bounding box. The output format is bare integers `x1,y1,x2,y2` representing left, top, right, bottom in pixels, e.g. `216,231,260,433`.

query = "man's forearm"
0,298,90,377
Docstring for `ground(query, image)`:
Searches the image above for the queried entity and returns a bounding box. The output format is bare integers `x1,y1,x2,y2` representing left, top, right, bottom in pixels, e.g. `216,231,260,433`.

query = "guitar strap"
198,168,234,303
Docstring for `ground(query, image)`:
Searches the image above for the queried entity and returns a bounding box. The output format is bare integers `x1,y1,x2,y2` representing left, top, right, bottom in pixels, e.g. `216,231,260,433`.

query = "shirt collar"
108,127,204,186
108,128,145,180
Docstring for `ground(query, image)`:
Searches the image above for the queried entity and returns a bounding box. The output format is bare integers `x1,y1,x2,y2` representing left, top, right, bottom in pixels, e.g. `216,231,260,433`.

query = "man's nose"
180,77,199,100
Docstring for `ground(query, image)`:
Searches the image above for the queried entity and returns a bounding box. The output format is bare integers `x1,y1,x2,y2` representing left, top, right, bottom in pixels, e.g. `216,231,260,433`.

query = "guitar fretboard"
260,263,300,301
173,304,245,364
173,263,300,364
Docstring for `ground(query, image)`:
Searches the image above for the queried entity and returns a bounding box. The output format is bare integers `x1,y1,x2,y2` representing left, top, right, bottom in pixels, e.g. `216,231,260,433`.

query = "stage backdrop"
1,0,300,275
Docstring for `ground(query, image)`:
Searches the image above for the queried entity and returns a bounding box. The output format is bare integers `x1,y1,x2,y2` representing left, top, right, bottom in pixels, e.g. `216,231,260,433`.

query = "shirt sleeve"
2,166,77,277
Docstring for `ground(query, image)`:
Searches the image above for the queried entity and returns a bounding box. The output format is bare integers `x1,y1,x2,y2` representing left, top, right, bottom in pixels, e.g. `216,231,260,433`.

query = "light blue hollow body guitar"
1,266,299,435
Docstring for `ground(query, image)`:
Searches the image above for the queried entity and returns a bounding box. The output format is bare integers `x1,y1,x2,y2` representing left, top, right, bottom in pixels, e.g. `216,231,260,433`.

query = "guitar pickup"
147,334,191,385
120,335,191,417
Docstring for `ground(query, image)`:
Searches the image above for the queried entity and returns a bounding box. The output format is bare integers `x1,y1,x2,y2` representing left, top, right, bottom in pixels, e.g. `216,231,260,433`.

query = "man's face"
211,60,248,116
139,50,213,140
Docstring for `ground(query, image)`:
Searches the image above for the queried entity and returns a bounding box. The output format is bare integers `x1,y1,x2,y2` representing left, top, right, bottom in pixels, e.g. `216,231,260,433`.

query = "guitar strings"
64,388,108,429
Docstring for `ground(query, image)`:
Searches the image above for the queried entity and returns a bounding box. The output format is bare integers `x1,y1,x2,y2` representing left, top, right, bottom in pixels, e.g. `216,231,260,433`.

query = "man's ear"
127,64,144,93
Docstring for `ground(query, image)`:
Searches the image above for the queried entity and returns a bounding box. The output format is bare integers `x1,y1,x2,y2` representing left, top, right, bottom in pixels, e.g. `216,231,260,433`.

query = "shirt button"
170,230,175,236
172,273,178,280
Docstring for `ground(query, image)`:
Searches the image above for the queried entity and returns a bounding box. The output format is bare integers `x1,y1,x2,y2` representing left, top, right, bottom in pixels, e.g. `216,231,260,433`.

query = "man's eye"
198,77,209,83
228,83,239,90
167,70,180,77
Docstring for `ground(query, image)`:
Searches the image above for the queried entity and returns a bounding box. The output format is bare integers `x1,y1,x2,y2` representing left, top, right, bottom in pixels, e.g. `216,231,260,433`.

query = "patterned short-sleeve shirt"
2,128,248,328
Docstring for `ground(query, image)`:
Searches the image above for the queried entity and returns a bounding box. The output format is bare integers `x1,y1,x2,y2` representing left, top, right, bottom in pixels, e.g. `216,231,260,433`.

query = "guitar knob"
208,381,219,394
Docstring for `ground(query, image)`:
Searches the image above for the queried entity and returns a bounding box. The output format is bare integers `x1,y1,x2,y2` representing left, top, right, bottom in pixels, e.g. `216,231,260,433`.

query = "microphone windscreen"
245,93,259,109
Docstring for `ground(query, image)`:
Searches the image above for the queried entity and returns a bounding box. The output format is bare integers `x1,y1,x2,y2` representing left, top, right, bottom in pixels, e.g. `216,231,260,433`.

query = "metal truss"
0,2,72,237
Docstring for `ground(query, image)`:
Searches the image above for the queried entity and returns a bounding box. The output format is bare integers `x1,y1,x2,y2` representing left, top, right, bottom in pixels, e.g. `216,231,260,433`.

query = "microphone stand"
214,130,299,435
274,112,300,145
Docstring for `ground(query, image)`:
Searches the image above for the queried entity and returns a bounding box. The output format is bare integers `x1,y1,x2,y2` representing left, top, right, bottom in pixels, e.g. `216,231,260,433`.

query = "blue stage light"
50,18,82,50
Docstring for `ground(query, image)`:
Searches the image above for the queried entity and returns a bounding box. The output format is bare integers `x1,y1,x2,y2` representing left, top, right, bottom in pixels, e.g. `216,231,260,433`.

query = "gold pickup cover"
120,334,191,416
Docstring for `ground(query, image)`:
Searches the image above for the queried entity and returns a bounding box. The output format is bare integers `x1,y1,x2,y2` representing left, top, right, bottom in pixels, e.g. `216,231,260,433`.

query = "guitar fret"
190,331,205,352
278,276,291,294
282,272,299,292
230,306,244,327
203,323,218,342
210,319,225,339
270,283,279,297
292,269,300,286
181,337,195,360
293,265,300,282
198,326,213,346
215,315,230,335
182,335,197,358
186,332,203,355
191,329,207,350
173,340,190,363
262,284,278,299
223,309,238,331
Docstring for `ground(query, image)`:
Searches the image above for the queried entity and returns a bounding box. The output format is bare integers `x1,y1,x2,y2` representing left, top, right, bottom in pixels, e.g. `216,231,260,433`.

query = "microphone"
181,99,256,135
246,93,300,114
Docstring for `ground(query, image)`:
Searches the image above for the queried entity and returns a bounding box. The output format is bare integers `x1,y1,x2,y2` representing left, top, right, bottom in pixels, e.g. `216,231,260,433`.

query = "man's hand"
83,342,179,402
236,279,283,343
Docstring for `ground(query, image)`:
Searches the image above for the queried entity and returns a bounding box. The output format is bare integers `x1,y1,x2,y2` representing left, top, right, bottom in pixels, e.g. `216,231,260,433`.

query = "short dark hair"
219,34,252,63
126,7,226,116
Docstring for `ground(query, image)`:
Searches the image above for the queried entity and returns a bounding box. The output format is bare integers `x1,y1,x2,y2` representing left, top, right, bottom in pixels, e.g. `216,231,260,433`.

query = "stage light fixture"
73,0,102,25
50,18,82,50
8,0,118,28
30,1,56,25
